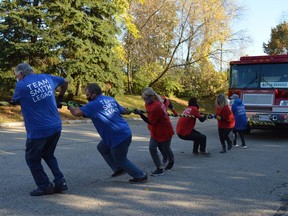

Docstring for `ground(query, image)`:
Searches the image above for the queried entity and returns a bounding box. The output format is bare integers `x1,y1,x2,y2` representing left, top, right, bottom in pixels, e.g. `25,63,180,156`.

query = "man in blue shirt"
68,83,147,184
12,63,69,196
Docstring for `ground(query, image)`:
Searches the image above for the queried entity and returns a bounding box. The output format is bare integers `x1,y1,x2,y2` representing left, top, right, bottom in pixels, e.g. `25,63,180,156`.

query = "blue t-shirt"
80,95,131,148
232,99,248,131
12,74,64,139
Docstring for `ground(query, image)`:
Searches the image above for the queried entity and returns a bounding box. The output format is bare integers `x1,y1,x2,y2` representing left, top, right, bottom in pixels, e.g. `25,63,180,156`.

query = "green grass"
0,95,216,123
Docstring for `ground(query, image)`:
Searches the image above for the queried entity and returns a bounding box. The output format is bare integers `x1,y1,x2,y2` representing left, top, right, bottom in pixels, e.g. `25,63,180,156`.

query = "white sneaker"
240,145,247,149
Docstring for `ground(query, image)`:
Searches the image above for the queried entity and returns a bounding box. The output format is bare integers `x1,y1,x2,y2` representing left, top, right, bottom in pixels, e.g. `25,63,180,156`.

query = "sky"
235,0,288,56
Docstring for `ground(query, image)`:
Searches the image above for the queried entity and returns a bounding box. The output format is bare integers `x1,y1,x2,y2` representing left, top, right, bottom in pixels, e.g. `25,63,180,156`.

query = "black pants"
177,130,207,153
233,129,246,146
218,127,232,149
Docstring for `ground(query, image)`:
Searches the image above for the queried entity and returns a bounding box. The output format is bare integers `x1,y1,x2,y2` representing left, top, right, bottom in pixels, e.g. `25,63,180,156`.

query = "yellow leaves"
113,44,127,63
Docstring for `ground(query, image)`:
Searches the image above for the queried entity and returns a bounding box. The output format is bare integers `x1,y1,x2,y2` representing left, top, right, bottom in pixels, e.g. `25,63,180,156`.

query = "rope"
0,100,218,119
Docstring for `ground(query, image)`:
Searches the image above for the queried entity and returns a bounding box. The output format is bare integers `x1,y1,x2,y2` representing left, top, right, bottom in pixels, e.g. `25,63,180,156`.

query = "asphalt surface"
1,118,288,216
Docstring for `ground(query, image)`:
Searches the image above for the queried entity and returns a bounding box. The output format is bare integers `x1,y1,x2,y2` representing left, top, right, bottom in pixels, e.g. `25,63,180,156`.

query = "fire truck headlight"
279,100,288,106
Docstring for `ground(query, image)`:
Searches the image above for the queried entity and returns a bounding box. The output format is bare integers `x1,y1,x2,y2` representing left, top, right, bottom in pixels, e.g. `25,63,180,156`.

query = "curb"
0,122,25,128
0,120,92,128
0,118,143,128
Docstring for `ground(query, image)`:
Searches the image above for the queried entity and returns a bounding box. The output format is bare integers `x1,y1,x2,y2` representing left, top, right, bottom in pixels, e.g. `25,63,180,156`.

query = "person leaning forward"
68,83,148,184
12,63,69,196
133,87,175,176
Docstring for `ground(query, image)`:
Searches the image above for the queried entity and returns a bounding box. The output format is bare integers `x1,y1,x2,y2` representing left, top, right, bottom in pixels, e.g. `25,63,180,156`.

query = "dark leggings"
218,127,232,149
177,130,206,153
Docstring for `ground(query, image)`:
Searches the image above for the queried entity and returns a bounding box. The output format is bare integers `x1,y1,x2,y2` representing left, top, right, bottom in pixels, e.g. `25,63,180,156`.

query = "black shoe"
151,168,164,176
30,183,54,196
200,151,211,157
129,174,148,184
111,169,126,178
164,161,174,171
54,181,68,193
193,152,199,156
227,142,232,150
220,149,226,153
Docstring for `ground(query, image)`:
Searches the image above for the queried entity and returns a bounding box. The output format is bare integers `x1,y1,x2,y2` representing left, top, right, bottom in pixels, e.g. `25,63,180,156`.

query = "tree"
123,0,178,94
0,0,126,96
263,21,288,55
123,0,242,96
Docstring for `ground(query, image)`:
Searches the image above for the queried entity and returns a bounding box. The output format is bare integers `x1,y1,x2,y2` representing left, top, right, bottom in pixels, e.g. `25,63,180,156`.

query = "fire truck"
228,54,288,132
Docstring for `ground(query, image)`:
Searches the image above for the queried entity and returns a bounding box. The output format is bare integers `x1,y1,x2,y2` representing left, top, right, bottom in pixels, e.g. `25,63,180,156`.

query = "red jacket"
176,106,202,136
145,100,174,142
216,105,235,128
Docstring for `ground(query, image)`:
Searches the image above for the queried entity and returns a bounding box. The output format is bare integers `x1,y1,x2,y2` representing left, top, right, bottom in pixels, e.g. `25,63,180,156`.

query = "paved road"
0,118,288,216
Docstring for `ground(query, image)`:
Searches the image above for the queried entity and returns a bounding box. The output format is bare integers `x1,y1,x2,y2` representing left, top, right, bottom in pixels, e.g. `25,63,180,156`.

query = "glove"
67,101,79,110
202,115,207,120
216,115,222,120
57,95,64,109
133,109,143,115
207,114,214,119
126,108,133,114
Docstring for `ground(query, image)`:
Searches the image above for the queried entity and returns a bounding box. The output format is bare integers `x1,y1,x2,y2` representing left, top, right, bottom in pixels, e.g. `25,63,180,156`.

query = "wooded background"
0,0,287,100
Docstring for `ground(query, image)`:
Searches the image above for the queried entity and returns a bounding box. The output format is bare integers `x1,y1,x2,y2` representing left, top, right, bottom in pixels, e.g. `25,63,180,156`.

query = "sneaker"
193,152,199,156
200,151,211,157
240,145,247,149
227,143,232,150
220,148,226,153
234,143,239,147
54,181,68,193
111,169,126,178
164,161,174,171
129,174,148,184
30,183,54,196
151,168,164,176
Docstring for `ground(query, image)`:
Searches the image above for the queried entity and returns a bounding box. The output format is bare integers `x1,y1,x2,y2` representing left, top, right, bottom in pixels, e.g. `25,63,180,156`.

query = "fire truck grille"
242,94,274,106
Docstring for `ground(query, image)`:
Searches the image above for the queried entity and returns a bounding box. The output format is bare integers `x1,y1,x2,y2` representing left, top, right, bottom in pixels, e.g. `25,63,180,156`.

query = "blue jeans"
149,137,174,169
97,136,145,178
25,132,65,189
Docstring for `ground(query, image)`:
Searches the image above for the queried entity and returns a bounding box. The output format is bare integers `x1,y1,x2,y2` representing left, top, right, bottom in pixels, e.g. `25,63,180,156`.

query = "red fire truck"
228,54,288,132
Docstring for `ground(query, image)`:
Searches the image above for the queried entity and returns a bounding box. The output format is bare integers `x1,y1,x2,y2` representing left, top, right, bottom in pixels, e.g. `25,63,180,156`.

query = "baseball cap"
230,94,239,99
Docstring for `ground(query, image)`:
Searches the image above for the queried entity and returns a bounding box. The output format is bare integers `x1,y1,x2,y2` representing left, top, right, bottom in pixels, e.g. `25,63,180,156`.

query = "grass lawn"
0,95,216,123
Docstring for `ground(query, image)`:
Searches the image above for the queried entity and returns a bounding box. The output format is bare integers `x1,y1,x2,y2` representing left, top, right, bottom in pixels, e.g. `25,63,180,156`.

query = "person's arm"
121,108,132,115
139,113,151,124
58,78,69,97
133,109,151,124
12,84,21,104
192,107,206,122
198,115,206,122
69,107,84,117
56,78,69,108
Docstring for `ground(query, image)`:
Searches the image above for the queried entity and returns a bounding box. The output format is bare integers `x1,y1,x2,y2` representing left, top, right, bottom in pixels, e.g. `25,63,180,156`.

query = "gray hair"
142,87,164,103
15,63,34,76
